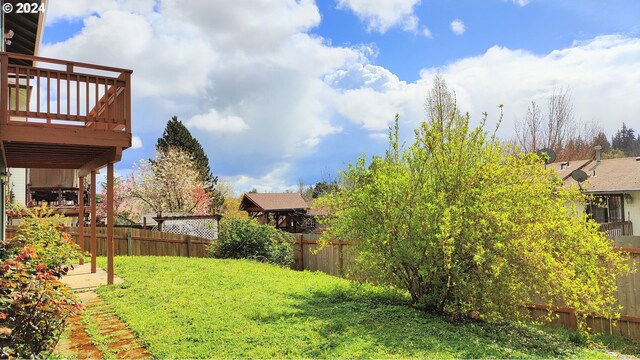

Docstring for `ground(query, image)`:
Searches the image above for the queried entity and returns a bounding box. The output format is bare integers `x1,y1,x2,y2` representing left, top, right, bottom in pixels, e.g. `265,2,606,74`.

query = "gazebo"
239,193,310,233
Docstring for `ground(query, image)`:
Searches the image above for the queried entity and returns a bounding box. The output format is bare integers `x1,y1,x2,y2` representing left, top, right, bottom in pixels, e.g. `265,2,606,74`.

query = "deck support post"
107,162,114,285
90,170,97,273
78,176,85,265
0,168,5,242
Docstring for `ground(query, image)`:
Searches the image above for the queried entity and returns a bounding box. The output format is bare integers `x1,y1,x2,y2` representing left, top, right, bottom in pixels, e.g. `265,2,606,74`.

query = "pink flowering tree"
126,148,211,215
98,175,138,225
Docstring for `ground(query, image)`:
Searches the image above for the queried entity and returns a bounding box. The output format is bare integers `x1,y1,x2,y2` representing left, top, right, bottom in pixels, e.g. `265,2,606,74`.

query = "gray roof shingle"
556,157,640,192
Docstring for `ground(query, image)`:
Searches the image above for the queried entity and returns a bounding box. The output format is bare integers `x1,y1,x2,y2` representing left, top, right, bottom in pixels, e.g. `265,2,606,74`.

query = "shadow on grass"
256,283,620,359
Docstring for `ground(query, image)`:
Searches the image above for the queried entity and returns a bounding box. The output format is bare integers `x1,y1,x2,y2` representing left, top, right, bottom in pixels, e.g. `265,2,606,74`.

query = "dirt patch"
55,315,103,359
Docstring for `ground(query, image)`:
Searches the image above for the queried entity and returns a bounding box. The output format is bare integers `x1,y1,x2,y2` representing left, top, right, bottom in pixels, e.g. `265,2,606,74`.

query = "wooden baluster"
0,54,8,124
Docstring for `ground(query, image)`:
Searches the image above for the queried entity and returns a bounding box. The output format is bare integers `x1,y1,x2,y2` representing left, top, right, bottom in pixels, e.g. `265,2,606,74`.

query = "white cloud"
369,132,389,141
41,2,640,192
223,163,297,194
186,109,249,133
337,0,422,33
450,19,465,35
131,135,143,149
402,14,419,32
325,35,640,143
43,10,217,98
325,63,402,92
45,0,156,25
421,27,433,39
41,2,357,188
511,0,531,7
425,35,640,138
334,84,425,131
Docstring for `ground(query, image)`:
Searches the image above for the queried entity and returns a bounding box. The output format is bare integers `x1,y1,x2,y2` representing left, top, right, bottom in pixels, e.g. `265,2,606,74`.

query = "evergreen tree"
611,123,640,156
311,181,339,199
592,131,611,153
156,116,224,208
157,116,214,183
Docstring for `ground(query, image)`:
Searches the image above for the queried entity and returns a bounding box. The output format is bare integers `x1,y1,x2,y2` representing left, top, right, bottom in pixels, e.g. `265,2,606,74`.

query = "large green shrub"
211,218,295,266
0,206,84,358
319,112,629,327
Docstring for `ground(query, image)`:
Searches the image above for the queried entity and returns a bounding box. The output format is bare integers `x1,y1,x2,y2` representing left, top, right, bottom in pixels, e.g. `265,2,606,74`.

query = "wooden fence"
525,237,640,339
292,233,640,340
6,226,211,258
8,225,640,339
293,233,358,276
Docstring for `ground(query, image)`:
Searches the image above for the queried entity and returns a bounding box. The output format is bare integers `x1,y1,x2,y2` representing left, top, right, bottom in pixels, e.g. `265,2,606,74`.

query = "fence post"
338,242,344,277
127,231,132,256
298,234,304,271
187,236,192,258
568,308,578,330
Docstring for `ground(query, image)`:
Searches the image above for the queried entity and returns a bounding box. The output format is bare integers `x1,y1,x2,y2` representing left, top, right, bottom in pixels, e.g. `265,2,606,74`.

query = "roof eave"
582,189,640,194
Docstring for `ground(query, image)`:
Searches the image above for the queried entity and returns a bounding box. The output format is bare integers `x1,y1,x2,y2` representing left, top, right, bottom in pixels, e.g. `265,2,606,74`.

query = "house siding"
7,76,29,205
626,191,640,236
9,168,26,205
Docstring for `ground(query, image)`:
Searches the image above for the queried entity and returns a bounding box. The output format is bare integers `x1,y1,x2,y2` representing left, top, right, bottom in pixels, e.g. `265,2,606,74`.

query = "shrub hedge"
210,218,295,267
0,207,85,358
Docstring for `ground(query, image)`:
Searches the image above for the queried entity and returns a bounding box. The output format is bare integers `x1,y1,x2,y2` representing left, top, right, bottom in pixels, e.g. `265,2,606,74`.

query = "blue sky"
41,0,640,193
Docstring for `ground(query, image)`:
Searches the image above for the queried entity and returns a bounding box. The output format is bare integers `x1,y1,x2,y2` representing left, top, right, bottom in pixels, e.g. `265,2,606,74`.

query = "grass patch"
96,256,630,358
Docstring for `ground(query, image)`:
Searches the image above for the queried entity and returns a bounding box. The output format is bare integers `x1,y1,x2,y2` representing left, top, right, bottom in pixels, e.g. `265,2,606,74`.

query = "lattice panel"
152,218,219,239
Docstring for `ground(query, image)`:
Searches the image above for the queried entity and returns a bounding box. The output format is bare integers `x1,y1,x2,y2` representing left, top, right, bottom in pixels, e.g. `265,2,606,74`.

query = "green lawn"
95,256,627,359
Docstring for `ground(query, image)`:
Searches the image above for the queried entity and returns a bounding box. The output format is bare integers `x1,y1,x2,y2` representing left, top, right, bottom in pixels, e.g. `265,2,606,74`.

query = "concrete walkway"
61,263,123,294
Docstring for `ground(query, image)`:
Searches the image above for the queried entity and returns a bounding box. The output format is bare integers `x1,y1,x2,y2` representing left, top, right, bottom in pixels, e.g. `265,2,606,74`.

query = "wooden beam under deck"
78,148,122,177
0,123,131,149
2,142,115,169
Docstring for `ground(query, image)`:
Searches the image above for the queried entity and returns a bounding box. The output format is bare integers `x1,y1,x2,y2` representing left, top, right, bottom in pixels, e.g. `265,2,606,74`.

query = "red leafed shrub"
0,206,85,358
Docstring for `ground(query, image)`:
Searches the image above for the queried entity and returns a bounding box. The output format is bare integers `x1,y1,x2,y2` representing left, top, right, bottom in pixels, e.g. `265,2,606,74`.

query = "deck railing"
599,221,633,236
0,52,131,133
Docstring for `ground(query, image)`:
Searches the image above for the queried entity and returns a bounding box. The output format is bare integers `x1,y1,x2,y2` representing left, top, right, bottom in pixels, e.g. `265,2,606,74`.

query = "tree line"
514,88,639,160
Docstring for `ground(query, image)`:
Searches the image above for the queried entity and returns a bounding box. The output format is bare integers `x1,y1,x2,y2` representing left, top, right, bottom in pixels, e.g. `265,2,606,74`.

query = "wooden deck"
0,52,132,172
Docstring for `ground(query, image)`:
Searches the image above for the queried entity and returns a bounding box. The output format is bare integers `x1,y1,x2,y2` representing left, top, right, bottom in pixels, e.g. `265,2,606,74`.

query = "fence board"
289,233,640,340
7,226,211,258
294,233,356,276
9,224,640,340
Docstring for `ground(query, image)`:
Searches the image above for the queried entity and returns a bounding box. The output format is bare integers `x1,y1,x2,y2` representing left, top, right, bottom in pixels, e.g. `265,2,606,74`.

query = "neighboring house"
305,199,328,232
552,156,640,236
239,193,315,233
1,0,133,283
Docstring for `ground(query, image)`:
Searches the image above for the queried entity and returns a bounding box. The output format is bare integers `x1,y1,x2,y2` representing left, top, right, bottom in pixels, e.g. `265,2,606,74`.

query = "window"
586,194,625,223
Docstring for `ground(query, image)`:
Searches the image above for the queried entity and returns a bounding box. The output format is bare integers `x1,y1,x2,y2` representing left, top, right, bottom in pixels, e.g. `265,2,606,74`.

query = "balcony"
600,221,633,237
0,52,132,173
